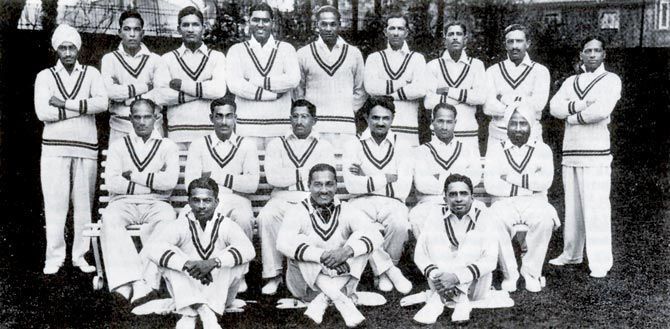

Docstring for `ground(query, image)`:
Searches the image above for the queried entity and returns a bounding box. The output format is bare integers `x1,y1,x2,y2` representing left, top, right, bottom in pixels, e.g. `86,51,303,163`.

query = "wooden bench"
83,149,492,290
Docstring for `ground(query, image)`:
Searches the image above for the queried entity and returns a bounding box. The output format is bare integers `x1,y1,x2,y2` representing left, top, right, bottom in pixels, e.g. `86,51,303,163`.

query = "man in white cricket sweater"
100,99,178,304
343,96,413,294
258,99,336,295
153,6,227,148
101,10,165,142
484,103,560,292
295,5,367,147
413,174,498,324
364,11,426,147
226,3,300,149
145,177,255,329
410,103,482,237
549,36,621,278
34,24,108,275
277,164,385,328
185,97,259,246
424,21,487,153
483,24,550,153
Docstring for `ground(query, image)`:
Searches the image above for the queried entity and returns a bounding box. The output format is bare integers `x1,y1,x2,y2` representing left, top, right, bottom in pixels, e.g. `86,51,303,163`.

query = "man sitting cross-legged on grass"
145,177,255,329
277,163,385,328
412,174,498,324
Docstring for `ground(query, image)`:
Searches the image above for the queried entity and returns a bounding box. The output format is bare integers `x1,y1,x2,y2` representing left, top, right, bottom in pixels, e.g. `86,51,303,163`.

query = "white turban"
503,101,535,127
51,24,81,51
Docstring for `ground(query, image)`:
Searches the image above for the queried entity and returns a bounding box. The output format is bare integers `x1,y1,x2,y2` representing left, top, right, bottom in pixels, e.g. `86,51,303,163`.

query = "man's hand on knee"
184,259,217,280
320,246,354,269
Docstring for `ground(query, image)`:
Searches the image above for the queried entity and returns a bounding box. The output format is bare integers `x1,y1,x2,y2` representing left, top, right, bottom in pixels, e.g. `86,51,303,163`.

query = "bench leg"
91,235,105,290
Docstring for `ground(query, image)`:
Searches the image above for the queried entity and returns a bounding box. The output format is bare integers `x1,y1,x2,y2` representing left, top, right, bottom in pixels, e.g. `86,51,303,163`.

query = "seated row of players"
35,4,621,326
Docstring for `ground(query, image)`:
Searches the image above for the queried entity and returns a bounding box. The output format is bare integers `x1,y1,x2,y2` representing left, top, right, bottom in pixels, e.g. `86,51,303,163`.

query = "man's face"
210,105,236,137
366,105,394,138
119,17,144,49
432,108,456,142
507,110,531,146
317,12,340,44
249,10,272,43
445,25,466,53
56,42,78,66
505,30,529,63
309,170,337,206
290,106,315,139
130,102,157,138
580,39,605,72
188,187,218,221
445,181,473,218
384,17,408,50
178,14,204,45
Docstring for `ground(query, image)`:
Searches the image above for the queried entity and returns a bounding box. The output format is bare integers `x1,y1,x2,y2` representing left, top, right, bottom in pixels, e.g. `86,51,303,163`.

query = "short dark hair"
362,96,395,116
385,10,409,29
431,103,457,122
503,23,530,40
188,177,219,198
129,98,157,114
308,163,337,185
580,35,606,51
249,2,274,19
444,174,474,194
444,21,467,35
178,6,204,25
316,5,341,22
210,96,237,113
119,10,144,28
291,99,317,117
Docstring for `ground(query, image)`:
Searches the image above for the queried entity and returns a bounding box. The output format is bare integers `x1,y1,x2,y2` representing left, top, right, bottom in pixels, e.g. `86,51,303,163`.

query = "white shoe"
238,279,248,293
501,275,518,292
385,266,413,294
332,297,365,328
352,291,387,306
375,274,393,292
304,293,329,324
73,260,96,273
549,255,583,266
175,315,196,329
43,264,61,275
413,292,444,325
197,305,221,329
589,271,607,278
522,273,542,293
132,298,175,315
400,291,427,307
130,281,153,303
451,299,472,323
262,277,282,295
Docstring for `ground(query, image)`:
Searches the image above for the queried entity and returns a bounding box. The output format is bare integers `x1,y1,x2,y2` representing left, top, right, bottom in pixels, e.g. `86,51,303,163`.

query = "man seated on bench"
277,164,384,327
410,103,482,237
258,99,336,295
342,96,413,294
145,177,255,329
483,103,560,293
101,98,179,304
413,174,497,324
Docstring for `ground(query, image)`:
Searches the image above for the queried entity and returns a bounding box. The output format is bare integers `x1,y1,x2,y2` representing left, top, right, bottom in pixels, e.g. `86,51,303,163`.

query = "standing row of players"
34,3,621,328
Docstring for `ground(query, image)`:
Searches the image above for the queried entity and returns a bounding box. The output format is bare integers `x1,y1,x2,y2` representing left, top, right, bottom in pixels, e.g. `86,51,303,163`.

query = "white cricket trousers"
100,199,175,291
348,196,408,275
217,193,255,241
490,197,557,280
41,156,96,268
258,196,300,279
409,199,443,237
561,165,613,273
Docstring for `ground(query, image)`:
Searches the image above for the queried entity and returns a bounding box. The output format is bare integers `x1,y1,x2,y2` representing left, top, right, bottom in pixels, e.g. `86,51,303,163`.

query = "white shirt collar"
445,204,478,223
116,43,151,57
385,42,410,55
177,43,209,57
359,129,396,146
54,60,84,74
580,63,606,75
249,34,277,51
441,49,470,64
432,136,457,148
209,131,238,146
316,36,346,51
304,196,341,214
503,138,536,151
505,53,533,67
285,129,320,141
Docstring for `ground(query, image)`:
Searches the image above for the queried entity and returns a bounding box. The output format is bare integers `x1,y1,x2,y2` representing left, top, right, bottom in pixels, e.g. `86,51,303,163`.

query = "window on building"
660,0,670,30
